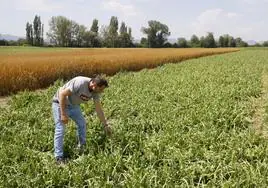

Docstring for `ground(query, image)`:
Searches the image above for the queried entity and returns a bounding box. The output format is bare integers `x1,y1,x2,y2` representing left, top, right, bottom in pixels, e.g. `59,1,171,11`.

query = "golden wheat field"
0,47,239,96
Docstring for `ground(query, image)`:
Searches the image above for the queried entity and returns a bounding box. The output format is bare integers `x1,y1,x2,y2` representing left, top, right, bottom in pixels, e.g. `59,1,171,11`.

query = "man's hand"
94,100,111,136
104,124,112,136
61,114,69,124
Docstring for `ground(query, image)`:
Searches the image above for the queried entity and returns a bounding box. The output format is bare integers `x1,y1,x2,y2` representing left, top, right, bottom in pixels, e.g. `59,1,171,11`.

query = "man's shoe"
55,156,66,166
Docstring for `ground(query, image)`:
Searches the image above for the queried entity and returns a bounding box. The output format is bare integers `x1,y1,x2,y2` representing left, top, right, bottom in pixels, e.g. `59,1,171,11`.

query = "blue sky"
1,0,267,41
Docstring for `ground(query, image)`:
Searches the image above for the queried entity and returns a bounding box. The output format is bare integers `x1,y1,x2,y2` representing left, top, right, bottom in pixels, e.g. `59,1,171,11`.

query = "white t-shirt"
53,76,100,105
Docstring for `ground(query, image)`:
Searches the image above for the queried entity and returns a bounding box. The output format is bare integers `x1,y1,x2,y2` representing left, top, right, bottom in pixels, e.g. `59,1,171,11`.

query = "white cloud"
191,9,250,39
195,8,223,24
14,0,62,12
130,0,156,2
226,12,239,18
191,8,268,41
101,0,139,16
74,0,86,2
241,0,268,4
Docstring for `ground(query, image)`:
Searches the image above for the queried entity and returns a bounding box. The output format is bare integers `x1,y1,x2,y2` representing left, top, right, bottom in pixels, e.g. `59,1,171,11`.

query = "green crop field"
0,46,71,54
1,48,268,187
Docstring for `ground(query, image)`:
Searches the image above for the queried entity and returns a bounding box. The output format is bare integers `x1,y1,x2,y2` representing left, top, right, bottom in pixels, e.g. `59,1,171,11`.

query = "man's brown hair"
92,76,108,88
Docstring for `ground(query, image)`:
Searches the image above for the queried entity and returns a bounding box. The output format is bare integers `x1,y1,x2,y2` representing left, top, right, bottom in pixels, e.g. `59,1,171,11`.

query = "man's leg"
69,105,87,148
52,103,65,159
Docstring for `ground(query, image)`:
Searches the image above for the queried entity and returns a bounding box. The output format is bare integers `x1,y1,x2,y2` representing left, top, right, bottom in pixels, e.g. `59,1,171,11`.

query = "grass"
0,46,71,54
1,48,268,187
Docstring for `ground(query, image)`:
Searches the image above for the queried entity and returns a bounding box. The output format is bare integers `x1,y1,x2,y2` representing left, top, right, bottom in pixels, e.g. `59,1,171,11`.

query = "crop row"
0,48,238,95
1,49,268,186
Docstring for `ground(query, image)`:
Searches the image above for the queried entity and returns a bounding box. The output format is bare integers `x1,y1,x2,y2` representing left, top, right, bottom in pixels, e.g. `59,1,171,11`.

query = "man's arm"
59,88,72,124
94,100,112,135
94,100,108,126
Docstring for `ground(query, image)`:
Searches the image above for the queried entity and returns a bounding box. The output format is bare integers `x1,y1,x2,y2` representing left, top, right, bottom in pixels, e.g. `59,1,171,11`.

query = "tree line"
46,16,133,48
175,33,249,48
25,15,44,46
1,14,268,48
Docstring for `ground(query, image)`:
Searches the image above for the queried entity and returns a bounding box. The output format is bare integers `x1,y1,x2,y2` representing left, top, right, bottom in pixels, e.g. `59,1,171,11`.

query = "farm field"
0,47,238,96
1,48,268,187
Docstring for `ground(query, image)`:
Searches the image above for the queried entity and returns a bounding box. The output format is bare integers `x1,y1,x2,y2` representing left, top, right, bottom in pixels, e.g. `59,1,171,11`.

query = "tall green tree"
108,16,119,47
119,22,127,34
0,39,8,46
219,35,248,47
177,37,188,48
200,36,205,47
90,19,101,47
75,25,86,47
41,24,44,46
118,22,133,47
223,34,230,47
263,41,268,47
47,16,73,46
69,21,80,47
140,37,148,48
26,22,33,45
190,34,200,47
234,37,242,47
228,36,236,47
90,19,99,33
99,25,109,47
141,20,170,48
218,36,225,47
203,32,216,48
128,27,133,47
128,27,132,39
218,34,228,47
33,15,42,46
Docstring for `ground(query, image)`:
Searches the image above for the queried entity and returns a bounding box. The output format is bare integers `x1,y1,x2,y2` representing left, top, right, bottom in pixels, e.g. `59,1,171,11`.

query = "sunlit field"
0,47,238,95
1,48,268,187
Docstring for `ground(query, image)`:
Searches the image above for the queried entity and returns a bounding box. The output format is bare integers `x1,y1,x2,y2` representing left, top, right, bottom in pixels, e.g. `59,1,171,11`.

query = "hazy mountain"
0,34,51,43
0,34,24,41
247,40,257,45
167,38,177,44
132,38,177,44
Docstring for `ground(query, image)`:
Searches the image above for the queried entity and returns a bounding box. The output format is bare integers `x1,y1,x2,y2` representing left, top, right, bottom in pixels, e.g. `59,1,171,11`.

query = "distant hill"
167,38,177,44
133,38,177,44
0,34,50,43
247,40,257,45
0,34,24,41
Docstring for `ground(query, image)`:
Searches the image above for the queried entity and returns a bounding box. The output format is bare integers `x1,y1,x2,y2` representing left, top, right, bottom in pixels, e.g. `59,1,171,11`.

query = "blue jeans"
52,102,86,158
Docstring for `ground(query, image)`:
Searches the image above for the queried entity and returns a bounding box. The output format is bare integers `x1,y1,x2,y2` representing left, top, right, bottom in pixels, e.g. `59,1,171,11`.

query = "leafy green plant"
1,49,268,187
